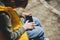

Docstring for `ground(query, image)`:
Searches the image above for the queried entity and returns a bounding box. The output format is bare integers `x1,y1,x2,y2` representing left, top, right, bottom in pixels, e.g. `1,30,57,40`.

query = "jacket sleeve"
0,12,25,40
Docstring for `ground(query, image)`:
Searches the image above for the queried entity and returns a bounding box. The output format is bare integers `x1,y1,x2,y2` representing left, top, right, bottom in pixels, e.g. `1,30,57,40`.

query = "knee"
33,27,44,36
37,27,45,39
27,27,45,38
36,27,44,33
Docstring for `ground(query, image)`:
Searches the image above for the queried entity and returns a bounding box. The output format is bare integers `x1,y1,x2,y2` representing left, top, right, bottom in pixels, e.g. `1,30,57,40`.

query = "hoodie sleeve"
0,12,25,40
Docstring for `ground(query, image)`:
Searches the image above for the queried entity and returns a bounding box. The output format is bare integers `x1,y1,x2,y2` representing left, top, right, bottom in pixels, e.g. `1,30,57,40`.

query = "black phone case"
26,16,33,22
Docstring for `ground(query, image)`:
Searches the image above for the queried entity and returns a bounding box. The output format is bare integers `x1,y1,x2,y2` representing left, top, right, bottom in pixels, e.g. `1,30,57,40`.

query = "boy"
0,0,46,40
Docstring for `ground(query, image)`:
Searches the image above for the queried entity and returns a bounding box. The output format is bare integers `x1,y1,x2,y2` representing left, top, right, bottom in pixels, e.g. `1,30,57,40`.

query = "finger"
32,23,37,26
33,24,37,26
29,22,36,26
26,13,32,16
30,22,35,24
29,13,32,16
26,20,29,23
31,22,37,26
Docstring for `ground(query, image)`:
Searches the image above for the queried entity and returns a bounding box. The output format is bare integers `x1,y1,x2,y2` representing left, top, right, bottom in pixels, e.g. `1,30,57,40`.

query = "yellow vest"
0,6,29,40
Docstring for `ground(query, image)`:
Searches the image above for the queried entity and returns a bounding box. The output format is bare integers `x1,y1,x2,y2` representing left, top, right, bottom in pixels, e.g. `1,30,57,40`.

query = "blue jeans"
21,17,46,40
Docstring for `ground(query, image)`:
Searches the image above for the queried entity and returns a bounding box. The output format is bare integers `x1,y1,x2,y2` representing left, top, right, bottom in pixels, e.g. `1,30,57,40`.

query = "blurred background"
25,0,60,40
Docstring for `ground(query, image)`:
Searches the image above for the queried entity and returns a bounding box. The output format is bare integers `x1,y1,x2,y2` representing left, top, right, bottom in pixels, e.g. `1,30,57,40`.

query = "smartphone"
26,16,33,22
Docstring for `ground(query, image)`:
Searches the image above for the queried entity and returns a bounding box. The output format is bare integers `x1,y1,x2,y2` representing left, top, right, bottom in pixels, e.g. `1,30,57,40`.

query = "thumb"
26,20,29,23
